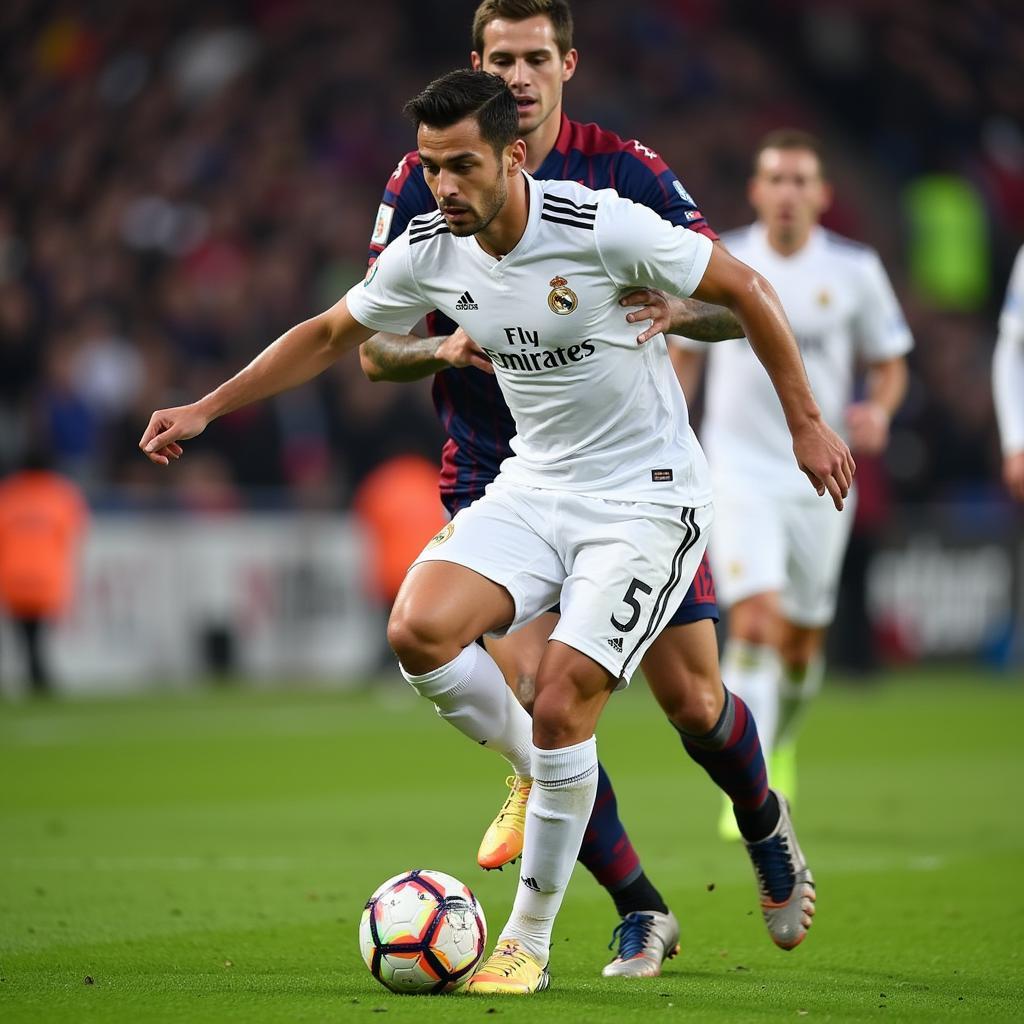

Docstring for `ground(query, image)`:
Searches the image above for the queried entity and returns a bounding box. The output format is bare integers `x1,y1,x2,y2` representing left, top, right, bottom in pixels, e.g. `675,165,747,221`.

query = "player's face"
472,16,577,137
418,118,520,237
749,148,831,243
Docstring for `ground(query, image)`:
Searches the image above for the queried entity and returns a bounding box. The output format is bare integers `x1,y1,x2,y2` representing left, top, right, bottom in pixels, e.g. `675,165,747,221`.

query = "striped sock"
577,763,645,893
677,687,769,812
578,768,667,916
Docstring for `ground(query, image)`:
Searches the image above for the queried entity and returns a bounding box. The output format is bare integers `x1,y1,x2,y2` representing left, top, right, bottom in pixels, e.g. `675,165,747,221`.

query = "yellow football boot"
466,939,550,995
477,775,532,870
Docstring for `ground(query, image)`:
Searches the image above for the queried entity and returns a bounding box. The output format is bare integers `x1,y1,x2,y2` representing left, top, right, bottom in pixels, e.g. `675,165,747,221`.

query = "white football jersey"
346,174,714,505
994,243,1024,455
689,223,913,496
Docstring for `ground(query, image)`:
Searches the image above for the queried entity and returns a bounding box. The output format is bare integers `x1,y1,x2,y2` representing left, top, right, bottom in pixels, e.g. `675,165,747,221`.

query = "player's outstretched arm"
360,334,449,382
140,297,374,465
692,246,856,509
359,327,494,383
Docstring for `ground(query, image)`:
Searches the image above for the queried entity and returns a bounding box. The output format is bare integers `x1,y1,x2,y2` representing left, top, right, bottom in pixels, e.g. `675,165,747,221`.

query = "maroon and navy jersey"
368,114,718,515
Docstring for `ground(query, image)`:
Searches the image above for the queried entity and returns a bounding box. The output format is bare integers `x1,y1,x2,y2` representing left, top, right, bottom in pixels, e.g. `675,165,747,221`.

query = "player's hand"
434,328,494,373
1003,451,1024,502
139,403,209,465
791,416,856,511
620,288,684,345
845,401,890,456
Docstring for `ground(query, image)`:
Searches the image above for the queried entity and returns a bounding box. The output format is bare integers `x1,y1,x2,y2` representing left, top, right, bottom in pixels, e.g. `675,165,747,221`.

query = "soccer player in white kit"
139,79,854,994
669,130,912,833
994,244,1024,502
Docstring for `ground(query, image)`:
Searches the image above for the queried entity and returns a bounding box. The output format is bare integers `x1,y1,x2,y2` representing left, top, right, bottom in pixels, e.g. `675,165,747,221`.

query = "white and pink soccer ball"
358,869,487,994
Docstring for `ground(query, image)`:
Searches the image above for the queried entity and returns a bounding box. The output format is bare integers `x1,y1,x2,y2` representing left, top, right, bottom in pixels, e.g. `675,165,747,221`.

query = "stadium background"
2,3,1023,1022
1,0,1021,687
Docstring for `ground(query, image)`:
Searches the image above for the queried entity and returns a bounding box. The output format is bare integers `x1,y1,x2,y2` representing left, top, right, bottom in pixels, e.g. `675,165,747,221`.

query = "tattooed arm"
359,327,494,382
359,334,447,382
620,290,744,344
665,299,743,342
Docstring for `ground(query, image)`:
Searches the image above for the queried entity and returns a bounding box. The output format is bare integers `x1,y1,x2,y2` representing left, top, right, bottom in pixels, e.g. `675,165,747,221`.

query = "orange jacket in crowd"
353,455,446,605
0,470,89,619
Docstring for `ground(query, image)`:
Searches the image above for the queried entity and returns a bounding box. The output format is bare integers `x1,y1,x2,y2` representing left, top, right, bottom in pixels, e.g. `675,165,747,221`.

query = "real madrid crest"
547,275,578,316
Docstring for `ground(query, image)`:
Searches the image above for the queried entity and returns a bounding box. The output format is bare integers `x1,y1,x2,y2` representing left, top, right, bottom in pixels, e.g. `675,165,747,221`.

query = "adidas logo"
455,290,479,310
521,876,541,892
607,637,623,653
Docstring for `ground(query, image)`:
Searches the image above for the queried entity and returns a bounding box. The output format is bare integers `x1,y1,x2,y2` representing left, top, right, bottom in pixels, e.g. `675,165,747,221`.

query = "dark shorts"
669,551,719,626
445,490,719,627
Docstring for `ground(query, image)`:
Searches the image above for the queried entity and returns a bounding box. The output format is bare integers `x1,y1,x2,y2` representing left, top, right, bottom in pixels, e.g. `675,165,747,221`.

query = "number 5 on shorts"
610,577,653,632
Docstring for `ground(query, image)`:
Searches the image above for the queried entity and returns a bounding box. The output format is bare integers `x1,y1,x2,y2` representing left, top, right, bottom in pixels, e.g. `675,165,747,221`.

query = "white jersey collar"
465,171,543,273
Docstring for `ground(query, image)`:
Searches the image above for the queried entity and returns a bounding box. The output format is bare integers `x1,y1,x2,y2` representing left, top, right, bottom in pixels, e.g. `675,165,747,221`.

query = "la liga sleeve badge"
427,522,455,548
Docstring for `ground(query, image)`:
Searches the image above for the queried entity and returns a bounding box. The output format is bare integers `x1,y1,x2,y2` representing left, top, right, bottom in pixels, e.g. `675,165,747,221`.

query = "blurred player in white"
993,244,1024,502
139,80,854,993
671,130,912,835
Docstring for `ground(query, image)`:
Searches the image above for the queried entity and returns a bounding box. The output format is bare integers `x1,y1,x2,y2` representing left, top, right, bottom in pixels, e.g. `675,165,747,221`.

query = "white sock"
721,639,781,760
775,655,824,748
500,737,598,962
400,644,533,778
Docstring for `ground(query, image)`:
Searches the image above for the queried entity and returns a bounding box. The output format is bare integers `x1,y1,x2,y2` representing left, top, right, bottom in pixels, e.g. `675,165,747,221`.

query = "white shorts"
708,486,856,627
412,479,712,685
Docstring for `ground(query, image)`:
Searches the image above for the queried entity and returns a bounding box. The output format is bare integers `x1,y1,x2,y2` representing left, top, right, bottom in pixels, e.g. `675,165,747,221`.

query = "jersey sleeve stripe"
542,202,596,222
543,195,598,215
409,225,450,245
408,212,445,234
409,225,446,241
540,212,595,230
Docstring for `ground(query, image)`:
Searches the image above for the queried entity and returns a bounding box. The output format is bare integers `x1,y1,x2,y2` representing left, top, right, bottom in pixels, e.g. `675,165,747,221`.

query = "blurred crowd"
1,0,1021,511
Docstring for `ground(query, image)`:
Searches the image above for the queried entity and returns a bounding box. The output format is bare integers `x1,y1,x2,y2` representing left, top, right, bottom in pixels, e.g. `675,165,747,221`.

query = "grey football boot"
743,791,816,949
602,910,681,977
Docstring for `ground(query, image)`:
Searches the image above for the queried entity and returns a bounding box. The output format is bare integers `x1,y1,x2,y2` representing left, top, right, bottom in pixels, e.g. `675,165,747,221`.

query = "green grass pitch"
1,668,1022,1023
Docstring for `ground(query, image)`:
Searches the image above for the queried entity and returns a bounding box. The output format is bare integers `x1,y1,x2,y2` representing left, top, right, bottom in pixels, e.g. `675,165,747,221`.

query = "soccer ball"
358,869,487,994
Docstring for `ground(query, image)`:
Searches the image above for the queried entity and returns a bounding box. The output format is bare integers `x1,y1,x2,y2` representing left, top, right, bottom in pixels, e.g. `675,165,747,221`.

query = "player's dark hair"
404,70,519,156
472,0,574,57
754,129,828,179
